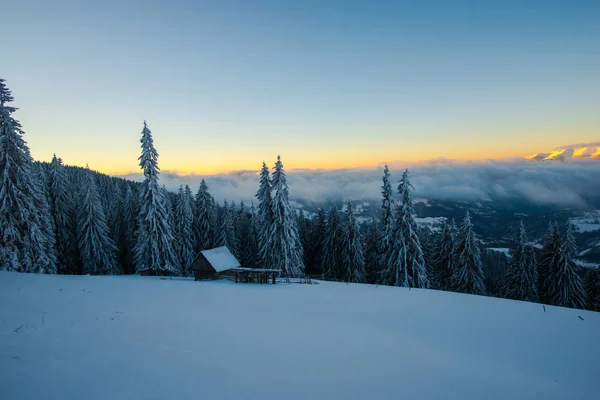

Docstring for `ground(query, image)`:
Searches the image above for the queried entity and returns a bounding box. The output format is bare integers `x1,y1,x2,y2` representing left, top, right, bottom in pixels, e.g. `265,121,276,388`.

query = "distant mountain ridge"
528,146,600,161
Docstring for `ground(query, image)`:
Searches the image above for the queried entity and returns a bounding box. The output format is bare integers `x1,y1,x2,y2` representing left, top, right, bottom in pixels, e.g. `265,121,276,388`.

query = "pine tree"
264,156,305,277
364,216,381,284
174,185,195,275
452,211,486,295
583,269,600,311
538,222,561,304
379,164,394,271
307,206,327,275
0,79,57,273
134,121,179,275
215,200,228,248
430,221,454,291
256,162,273,265
122,185,137,274
108,182,125,273
193,179,213,252
77,174,119,275
48,154,79,274
341,202,366,283
241,203,260,268
419,227,435,278
382,170,428,288
322,206,344,280
503,221,538,302
547,223,585,309
227,200,240,259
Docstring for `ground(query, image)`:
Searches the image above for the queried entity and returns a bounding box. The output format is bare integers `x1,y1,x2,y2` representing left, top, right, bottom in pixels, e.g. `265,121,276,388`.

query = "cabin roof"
200,246,241,272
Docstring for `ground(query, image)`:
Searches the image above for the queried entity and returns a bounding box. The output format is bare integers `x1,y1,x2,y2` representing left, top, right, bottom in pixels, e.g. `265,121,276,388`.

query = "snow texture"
1,271,599,400
200,246,241,272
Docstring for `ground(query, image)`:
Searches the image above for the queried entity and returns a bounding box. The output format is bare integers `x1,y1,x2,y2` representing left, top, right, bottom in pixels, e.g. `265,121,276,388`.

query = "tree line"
1,78,598,311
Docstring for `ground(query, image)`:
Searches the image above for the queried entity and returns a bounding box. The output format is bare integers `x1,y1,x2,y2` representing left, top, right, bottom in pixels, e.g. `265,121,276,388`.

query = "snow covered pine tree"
341,202,366,283
547,223,585,309
503,221,538,302
264,156,305,277
133,121,179,275
0,79,57,273
77,174,119,275
382,169,428,288
452,211,486,295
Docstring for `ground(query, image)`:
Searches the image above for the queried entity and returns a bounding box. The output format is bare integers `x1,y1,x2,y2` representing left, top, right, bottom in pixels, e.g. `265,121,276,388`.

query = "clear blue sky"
3,0,599,173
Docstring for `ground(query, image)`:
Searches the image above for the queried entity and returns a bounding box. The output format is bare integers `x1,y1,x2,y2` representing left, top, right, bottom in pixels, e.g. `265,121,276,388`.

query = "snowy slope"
1,271,599,400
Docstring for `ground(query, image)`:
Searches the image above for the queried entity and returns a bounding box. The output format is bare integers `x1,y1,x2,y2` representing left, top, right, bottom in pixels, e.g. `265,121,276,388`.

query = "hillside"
1,271,599,400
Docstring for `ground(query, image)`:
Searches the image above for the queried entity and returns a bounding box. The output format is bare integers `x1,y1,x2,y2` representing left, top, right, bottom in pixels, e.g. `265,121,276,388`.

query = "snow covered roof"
200,246,241,272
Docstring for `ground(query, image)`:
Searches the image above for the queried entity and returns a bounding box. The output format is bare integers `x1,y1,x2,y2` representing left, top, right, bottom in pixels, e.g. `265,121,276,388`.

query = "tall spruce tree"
0,79,57,273
108,182,126,273
122,185,137,274
583,269,600,311
307,206,327,275
193,179,213,252
227,200,240,259
430,221,455,291
452,211,486,295
48,154,79,274
547,223,585,309
379,164,394,270
364,216,381,284
322,206,344,279
256,162,273,265
538,222,561,304
77,174,119,275
341,202,366,283
175,185,195,275
241,203,259,268
382,170,428,288
264,156,304,276
133,121,179,275
503,221,538,302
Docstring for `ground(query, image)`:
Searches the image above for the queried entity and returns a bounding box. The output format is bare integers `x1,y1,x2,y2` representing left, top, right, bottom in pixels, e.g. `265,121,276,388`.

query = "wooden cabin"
189,246,280,284
190,246,241,280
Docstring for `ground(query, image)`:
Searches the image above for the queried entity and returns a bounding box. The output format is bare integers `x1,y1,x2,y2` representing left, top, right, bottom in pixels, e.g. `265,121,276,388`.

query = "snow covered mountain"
528,146,600,161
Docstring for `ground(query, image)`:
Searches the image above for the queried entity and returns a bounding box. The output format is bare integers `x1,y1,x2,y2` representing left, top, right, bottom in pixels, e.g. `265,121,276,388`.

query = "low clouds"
121,159,600,209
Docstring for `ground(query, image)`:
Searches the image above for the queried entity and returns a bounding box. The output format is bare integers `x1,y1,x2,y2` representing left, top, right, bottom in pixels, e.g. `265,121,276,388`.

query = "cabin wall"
192,255,218,280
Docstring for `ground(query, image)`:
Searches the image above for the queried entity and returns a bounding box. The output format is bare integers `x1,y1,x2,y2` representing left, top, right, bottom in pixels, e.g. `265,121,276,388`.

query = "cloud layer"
121,159,600,209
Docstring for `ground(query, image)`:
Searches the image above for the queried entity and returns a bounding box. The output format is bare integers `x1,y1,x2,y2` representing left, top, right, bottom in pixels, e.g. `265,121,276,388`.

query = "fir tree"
452,211,486,295
321,206,344,279
256,162,273,265
0,79,57,273
264,156,305,277
175,185,195,275
193,179,213,252
430,221,455,291
382,170,428,288
77,174,119,275
122,186,137,274
108,182,126,273
241,203,259,268
547,223,585,309
307,206,327,275
583,269,600,311
48,154,79,274
227,200,240,259
379,164,394,271
364,216,381,284
133,121,179,275
341,202,366,283
503,222,538,302
538,222,561,304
